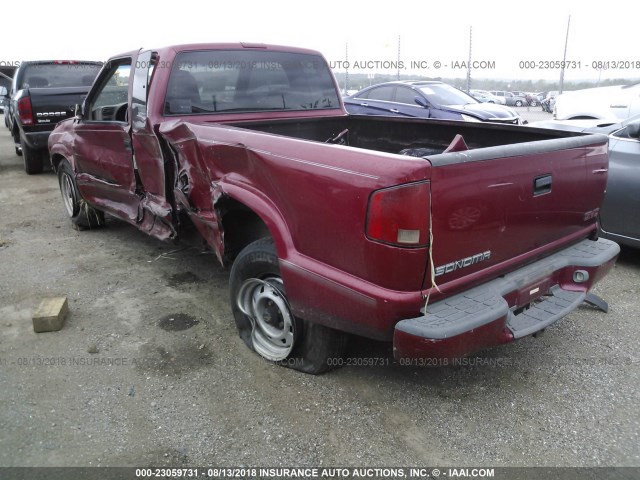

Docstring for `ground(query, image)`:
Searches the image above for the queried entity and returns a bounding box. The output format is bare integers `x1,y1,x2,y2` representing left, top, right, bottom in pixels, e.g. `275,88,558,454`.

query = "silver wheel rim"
237,277,295,361
60,174,75,217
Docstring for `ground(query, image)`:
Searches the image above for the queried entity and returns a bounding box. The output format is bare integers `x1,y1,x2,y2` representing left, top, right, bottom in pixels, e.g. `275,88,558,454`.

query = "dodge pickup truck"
48,43,619,374
9,60,101,174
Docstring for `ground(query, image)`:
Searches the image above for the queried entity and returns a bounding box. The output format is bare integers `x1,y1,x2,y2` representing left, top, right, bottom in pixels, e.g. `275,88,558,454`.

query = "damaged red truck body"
48,43,619,373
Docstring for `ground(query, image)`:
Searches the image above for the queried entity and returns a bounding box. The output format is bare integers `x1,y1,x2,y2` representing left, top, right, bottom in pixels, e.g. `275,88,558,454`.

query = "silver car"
601,119,640,248
489,90,528,107
470,90,502,104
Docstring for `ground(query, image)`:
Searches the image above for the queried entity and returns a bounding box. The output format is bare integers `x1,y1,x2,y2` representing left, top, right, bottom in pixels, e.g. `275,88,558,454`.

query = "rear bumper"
393,238,620,360
21,129,52,150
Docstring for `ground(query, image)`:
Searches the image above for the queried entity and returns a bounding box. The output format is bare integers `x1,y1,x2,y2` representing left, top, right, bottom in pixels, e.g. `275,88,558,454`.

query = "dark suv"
9,60,101,174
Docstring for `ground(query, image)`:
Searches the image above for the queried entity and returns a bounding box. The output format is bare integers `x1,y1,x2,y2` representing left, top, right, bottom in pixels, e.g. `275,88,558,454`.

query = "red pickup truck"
48,43,619,374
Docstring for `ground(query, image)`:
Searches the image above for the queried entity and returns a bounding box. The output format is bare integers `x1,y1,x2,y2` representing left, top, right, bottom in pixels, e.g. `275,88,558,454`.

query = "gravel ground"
0,125,638,469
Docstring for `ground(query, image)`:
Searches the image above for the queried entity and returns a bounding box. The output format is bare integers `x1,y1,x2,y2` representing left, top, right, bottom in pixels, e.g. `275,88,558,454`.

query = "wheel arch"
11,120,19,141
212,183,295,267
50,152,68,172
218,195,271,264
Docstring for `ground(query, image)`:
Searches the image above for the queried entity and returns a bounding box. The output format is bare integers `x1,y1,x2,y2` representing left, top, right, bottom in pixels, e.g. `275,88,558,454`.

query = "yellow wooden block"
32,297,68,333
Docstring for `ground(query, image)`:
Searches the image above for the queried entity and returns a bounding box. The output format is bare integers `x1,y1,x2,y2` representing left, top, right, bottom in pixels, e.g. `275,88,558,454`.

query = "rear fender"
159,122,294,267
48,119,77,171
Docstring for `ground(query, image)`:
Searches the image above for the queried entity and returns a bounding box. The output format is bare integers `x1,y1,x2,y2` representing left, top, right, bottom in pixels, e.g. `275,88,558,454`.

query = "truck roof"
109,42,326,60
17,60,103,65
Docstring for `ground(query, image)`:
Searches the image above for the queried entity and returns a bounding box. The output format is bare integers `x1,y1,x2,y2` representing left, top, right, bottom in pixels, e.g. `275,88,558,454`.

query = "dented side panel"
158,120,434,337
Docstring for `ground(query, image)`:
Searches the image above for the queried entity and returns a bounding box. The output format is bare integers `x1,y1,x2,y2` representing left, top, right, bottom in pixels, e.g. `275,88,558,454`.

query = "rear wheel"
21,136,43,174
230,237,348,374
515,100,523,107
58,159,105,229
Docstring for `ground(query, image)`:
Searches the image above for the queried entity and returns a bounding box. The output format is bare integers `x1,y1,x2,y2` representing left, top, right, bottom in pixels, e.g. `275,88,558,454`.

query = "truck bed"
226,114,584,155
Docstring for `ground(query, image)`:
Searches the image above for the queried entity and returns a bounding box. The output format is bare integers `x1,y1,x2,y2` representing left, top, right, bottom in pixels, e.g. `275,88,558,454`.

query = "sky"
2,0,639,84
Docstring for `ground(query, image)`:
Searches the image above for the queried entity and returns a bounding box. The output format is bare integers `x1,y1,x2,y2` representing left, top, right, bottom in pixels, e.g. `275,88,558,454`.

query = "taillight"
17,96,34,126
366,181,430,247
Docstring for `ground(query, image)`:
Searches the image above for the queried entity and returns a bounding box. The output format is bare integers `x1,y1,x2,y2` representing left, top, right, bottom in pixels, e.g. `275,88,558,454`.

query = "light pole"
466,26,472,92
345,43,349,94
397,35,401,80
559,15,571,94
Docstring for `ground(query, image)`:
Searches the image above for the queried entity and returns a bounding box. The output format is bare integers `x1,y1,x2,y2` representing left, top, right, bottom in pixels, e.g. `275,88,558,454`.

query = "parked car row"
345,80,640,121
470,89,540,107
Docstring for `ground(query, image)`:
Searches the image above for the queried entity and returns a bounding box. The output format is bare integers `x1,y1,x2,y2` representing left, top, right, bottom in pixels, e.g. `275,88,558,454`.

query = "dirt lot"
0,125,638,469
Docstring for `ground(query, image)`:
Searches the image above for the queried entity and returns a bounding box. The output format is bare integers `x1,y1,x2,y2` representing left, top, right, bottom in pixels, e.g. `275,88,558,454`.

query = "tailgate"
424,134,609,290
30,87,90,125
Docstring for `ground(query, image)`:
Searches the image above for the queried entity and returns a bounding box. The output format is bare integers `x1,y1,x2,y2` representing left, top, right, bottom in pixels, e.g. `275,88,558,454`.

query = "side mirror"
414,96,429,108
626,122,640,139
74,103,84,119
0,86,7,97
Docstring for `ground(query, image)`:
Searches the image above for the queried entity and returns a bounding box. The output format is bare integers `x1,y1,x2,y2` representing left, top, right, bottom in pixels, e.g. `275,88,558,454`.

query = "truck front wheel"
229,238,348,374
57,159,105,229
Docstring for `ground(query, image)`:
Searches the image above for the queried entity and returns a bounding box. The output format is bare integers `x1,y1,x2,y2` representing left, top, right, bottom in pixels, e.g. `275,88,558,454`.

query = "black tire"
13,128,23,156
21,136,43,174
229,237,348,374
515,100,523,107
57,159,105,229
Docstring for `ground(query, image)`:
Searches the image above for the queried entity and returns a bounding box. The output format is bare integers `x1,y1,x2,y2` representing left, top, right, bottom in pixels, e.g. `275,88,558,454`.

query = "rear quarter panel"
159,120,433,337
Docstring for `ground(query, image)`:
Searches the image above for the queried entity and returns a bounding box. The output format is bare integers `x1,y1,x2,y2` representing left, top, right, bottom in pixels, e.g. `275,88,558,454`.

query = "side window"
163,50,339,115
394,86,419,105
612,123,640,140
87,59,132,122
366,86,395,102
